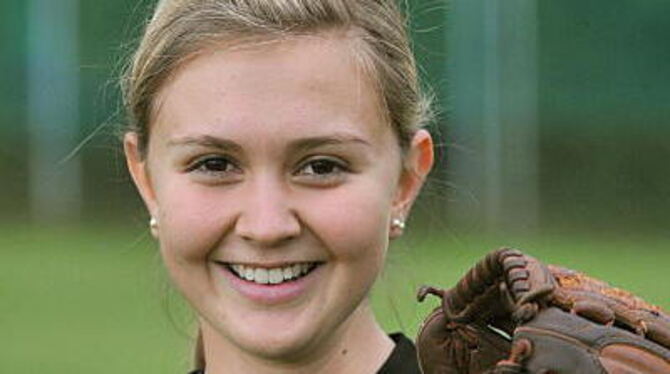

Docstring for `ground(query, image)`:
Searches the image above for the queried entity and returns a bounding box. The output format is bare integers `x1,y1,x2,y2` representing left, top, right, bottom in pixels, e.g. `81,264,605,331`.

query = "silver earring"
391,217,405,230
149,217,158,230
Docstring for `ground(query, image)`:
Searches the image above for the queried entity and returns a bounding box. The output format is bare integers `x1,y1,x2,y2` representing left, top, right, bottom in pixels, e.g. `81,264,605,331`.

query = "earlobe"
392,129,434,219
123,132,159,218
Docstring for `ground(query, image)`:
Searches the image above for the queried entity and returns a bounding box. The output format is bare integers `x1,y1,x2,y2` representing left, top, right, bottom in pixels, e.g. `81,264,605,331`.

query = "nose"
234,177,301,247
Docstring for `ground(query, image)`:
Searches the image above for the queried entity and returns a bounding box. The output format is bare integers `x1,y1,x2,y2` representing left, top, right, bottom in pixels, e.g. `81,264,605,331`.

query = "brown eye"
188,156,238,174
200,158,230,172
295,157,349,185
305,159,339,175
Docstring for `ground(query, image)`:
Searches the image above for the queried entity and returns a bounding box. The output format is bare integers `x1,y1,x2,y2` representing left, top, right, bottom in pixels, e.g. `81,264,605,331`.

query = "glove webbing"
418,248,553,326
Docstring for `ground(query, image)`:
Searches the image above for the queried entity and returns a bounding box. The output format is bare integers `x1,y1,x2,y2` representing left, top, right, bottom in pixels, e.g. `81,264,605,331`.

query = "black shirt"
378,333,421,374
188,333,420,374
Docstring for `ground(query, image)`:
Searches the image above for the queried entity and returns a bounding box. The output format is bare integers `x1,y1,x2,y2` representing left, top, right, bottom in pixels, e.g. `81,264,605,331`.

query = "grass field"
2,225,668,373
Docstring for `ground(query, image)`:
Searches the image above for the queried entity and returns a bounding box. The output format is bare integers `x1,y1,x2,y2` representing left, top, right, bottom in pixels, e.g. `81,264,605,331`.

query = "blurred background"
2,0,669,372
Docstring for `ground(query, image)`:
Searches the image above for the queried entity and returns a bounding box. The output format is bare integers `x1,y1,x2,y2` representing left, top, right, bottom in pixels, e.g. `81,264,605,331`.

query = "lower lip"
218,264,321,305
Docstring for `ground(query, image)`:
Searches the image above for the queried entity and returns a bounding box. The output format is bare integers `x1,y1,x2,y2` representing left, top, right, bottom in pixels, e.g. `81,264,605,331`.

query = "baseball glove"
416,248,670,374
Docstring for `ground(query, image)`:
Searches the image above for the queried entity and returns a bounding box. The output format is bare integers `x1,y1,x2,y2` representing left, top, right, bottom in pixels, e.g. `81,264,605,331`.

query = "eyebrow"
167,133,372,153
167,135,243,153
290,134,372,152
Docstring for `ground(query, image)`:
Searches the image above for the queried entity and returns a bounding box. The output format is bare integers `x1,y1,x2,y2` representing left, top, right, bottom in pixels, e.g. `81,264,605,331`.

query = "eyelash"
187,156,239,175
294,157,350,182
185,155,350,184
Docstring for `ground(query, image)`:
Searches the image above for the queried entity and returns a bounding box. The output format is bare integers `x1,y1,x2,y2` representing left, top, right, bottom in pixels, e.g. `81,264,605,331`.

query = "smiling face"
124,32,433,366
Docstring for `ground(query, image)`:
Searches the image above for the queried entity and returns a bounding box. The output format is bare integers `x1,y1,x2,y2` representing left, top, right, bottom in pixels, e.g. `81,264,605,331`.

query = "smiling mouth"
219,262,321,285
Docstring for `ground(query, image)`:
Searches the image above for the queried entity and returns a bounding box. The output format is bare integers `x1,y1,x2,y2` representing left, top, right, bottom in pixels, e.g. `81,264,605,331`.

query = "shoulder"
378,333,421,374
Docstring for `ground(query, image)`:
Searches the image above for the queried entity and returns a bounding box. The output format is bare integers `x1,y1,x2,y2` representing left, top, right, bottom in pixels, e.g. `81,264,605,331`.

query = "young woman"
122,1,434,372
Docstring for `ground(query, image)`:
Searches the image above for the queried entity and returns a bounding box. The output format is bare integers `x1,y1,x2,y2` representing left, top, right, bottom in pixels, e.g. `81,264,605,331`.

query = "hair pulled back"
122,0,432,158
122,0,432,369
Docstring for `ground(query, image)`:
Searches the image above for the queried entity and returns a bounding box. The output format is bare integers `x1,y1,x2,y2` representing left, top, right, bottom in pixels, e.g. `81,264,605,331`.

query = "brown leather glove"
416,248,670,374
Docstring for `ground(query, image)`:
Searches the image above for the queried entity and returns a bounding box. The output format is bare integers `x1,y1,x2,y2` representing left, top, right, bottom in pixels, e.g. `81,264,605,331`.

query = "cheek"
155,179,230,261
153,181,230,306
299,179,395,261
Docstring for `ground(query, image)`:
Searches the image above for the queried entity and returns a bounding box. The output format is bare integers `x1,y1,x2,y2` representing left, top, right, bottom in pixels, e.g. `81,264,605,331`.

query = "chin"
231,322,324,361
199,305,325,361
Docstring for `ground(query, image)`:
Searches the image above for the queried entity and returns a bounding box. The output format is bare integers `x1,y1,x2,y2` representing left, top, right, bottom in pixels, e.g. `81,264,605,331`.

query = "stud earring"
149,216,158,230
391,217,405,230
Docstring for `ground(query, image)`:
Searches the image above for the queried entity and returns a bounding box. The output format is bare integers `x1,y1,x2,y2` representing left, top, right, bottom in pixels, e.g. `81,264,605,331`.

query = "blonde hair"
122,0,432,157
122,0,433,369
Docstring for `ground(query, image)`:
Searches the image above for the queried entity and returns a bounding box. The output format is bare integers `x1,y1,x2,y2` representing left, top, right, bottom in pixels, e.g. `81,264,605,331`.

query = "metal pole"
447,0,539,232
482,0,503,229
27,0,81,223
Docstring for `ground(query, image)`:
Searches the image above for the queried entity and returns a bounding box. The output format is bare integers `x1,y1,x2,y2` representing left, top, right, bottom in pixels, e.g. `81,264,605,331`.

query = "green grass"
2,226,668,373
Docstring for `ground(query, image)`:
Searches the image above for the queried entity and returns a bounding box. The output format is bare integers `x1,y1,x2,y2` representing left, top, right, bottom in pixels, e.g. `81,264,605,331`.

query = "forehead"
151,33,393,146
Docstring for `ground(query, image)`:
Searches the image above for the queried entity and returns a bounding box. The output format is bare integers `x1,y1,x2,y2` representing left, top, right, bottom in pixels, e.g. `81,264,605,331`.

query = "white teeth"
227,263,317,284
268,268,283,284
244,267,254,281
254,268,269,284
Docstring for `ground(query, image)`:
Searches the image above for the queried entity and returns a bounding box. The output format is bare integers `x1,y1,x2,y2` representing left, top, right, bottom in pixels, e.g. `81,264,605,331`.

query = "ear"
391,129,434,237
124,132,159,234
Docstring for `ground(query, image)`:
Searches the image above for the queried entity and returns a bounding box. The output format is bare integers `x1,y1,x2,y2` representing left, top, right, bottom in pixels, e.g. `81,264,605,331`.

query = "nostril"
235,213,301,246
234,185,301,245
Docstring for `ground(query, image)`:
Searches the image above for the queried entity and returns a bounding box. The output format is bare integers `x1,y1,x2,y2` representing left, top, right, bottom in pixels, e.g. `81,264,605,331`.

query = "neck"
201,301,394,374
